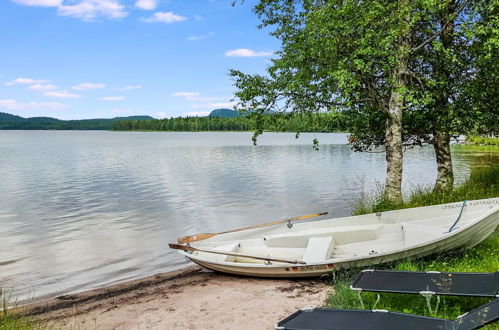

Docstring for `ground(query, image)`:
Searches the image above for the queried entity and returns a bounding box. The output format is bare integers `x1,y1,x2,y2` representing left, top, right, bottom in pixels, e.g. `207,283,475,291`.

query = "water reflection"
0,131,495,301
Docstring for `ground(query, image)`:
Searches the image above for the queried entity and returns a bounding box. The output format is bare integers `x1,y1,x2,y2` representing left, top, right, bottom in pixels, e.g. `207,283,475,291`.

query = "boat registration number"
290,264,334,272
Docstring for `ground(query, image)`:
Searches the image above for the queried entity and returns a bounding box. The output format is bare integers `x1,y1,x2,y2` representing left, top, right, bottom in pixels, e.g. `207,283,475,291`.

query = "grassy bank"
328,166,499,327
354,165,498,215
466,136,499,146
0,315,40,330
0,289,40,330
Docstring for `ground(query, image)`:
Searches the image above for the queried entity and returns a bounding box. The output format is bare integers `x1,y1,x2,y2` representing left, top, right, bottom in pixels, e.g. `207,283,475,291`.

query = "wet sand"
21,266,332,329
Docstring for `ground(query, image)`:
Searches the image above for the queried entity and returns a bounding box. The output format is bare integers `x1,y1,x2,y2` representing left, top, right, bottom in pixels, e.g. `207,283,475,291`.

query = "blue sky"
0,0,277,119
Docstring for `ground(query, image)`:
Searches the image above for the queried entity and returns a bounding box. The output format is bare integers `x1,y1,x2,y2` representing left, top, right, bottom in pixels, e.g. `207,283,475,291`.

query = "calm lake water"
0,131,496,302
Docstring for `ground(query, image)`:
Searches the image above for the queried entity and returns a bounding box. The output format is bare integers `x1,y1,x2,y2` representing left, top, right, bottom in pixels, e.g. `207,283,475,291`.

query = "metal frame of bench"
275,298,499,330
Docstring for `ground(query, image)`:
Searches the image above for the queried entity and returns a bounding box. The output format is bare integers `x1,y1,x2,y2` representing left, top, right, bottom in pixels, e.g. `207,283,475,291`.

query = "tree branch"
411,0,469,53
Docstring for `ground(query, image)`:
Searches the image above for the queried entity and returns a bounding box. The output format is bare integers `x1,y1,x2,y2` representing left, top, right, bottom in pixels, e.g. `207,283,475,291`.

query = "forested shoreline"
112,112,348,133
0,112,154,130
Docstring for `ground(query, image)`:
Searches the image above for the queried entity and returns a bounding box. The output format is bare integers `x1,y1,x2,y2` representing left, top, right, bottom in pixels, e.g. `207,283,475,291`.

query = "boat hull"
178,198,499,278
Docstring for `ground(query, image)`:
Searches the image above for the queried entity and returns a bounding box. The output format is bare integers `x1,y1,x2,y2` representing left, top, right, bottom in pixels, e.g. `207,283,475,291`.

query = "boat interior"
191,203,496,264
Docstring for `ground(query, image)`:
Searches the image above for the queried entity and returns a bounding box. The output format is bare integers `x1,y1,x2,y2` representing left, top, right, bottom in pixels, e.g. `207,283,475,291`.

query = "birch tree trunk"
384,9,411,204
385,80,405,204
433,130,454,191
433,1,455,192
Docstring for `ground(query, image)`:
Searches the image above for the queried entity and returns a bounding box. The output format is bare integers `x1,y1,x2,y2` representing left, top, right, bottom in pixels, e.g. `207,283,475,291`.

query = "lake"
0,131,496,302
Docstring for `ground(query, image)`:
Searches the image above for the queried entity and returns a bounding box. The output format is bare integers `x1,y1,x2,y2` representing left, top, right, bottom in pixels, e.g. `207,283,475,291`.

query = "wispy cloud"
155,112,167,118
44,91,82,99
187,32,214,41
183,111,210,117
71,82,106,90
113,85,142,91
172,92,199,97
141,11,187,23
10,0,127,21
5,77,50,85
27,84,58,91
0,99,69,111
135,0,156,10
58,0,127,21
172,91,222,102
225,48,273,57
10,0,61,7
99,96,124,101
190,102,236,109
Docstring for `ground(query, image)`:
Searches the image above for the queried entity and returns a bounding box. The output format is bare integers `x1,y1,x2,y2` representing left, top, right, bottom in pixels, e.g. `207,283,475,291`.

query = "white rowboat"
170,198,499,277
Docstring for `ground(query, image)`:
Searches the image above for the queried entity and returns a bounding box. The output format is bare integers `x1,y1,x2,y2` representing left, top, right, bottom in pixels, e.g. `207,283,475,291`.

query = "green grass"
466,136,499,147
328,231,499,328
0,288,48,330
0,316,42,330
353,165,499,215
328,165,499,328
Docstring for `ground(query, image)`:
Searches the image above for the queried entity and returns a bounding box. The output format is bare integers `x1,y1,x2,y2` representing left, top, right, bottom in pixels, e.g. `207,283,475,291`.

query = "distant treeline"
0,112,154,130
113,113,348,132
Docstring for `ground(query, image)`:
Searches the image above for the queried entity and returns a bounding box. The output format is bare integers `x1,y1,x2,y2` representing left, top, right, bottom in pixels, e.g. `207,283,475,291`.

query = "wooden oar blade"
177,233,216,244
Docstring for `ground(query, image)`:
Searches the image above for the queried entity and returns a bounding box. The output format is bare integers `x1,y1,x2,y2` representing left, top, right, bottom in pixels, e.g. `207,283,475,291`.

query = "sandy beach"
21,266,332,330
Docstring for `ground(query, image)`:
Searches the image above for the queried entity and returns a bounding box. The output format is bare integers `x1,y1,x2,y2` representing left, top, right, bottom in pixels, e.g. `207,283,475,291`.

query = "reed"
353,165,499,215
0,287,46,330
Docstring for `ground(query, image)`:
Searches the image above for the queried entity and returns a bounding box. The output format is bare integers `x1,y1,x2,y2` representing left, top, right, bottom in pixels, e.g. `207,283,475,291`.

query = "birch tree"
231,0,497,201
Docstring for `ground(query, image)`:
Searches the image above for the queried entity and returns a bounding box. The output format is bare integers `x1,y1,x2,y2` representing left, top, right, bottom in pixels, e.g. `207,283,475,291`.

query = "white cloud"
10,0,61,7
190,102,236,109
6,77,50,85
58,0,127,21
172,92,199,97
71,82,106,90
113,85,142,91
0,99,69,111
142,11,187,23
135,0,156,10
10,0,128,21
183,111,210,117
28,84,58,91
225,48,273,57
44,91,82,99
187,32,214,41
172,91,222,102
155,112,167,118
99,96,124,101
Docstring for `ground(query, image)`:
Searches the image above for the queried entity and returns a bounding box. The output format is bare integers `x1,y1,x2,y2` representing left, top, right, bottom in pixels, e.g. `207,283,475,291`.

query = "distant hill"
208,108,240,118
0,112,154,130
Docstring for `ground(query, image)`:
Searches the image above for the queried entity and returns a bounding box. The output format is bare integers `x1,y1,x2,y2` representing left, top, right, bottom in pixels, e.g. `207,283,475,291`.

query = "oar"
177,211,328,244
169,243,306,265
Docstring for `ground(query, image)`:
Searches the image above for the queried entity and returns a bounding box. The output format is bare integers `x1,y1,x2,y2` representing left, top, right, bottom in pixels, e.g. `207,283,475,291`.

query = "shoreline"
19,266,332,329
